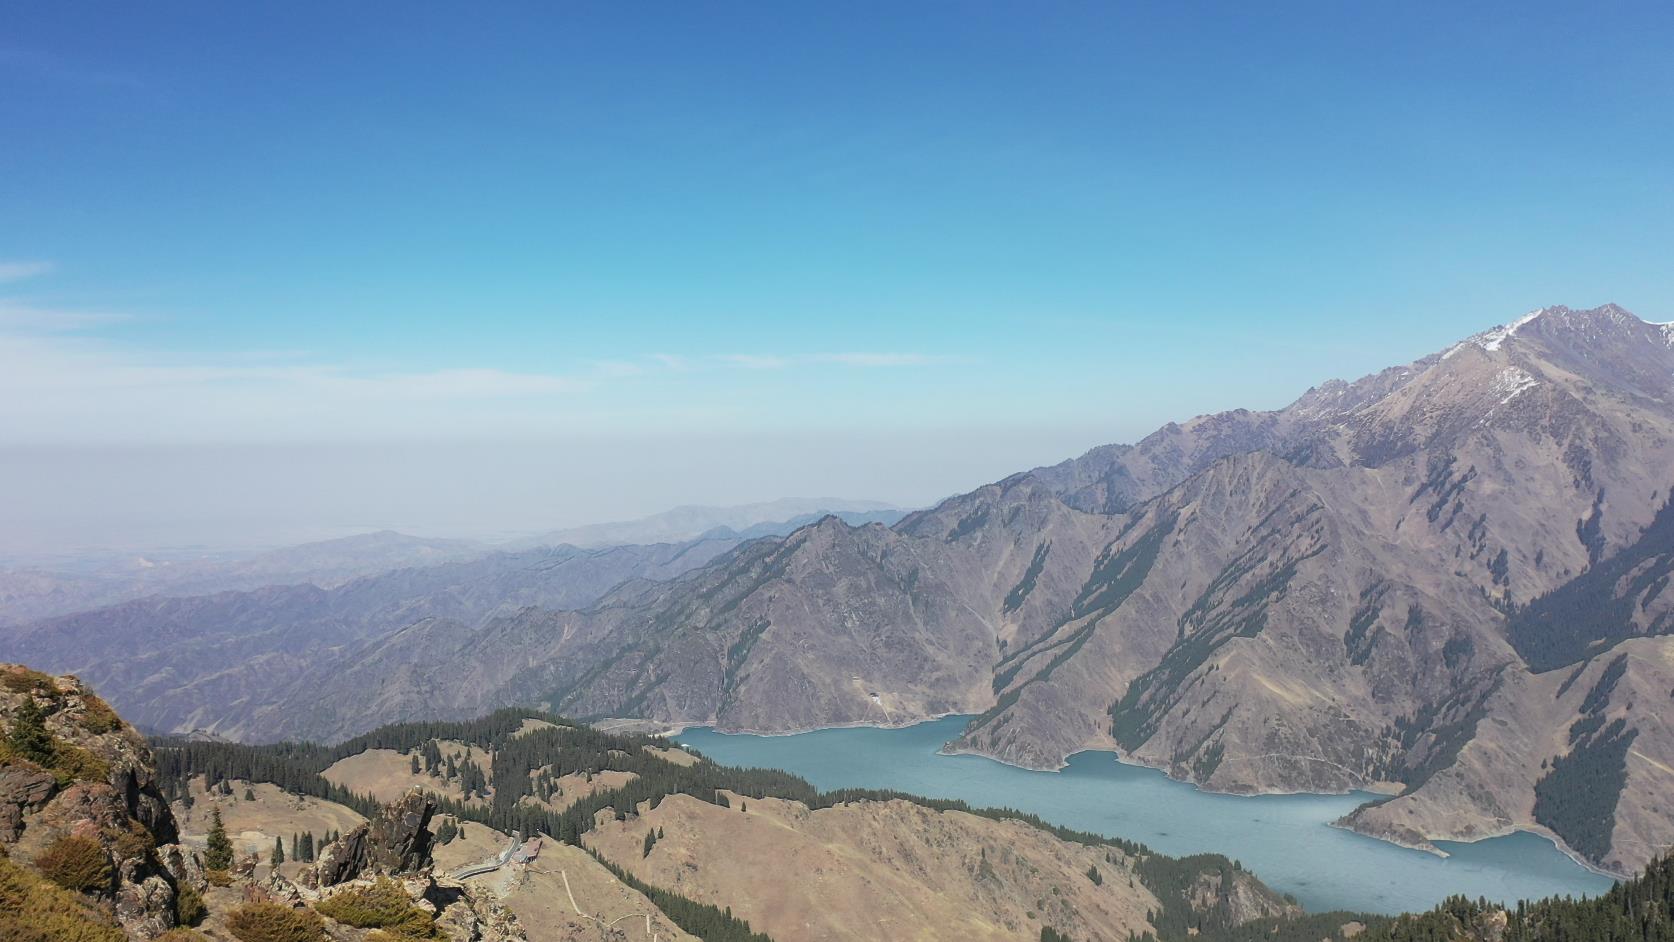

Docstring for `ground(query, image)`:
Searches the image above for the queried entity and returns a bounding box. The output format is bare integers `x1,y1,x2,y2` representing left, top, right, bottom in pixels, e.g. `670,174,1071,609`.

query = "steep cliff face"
957,306,1674,871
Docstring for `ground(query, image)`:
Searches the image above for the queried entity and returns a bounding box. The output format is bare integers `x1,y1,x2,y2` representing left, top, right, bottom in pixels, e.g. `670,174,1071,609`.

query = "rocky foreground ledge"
0,663,522,941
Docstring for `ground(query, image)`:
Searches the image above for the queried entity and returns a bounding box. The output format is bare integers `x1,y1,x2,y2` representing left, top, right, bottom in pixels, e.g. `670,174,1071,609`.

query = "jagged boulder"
311,787,436,887
430,879,528,942
115,861,177,939
158,842,207,893
0,763,57,840
311,825,370,887
368,786,436,873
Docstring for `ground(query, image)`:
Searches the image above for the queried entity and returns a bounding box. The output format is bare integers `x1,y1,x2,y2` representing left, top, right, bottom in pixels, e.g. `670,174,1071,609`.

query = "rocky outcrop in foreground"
306,786,436,887
2,664,523,941
277,786,524,941
0,664,195,938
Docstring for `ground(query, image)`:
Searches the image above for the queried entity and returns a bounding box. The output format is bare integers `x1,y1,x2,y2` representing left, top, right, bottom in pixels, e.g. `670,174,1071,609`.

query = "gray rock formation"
310,787,435,887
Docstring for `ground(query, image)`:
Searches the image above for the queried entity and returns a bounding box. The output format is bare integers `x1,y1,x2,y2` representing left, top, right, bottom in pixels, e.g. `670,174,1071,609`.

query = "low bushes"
36,835,113,894
174,880,207,926
0,848,127,942
314,878,439,939
225,901,326,942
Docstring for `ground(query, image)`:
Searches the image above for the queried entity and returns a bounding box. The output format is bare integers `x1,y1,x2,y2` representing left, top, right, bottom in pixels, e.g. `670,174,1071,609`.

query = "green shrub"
314,878,438,938
225,901,326,942
175,880,207,926
77,695,123,734
6,697,55,766
204,868,233,887
108,820,155,861
1,693,111,787
35,835,112,894
48,743,111,788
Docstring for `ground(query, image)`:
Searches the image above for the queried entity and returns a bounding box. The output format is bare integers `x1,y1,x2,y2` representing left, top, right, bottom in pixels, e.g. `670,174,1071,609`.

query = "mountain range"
5,303,1673,878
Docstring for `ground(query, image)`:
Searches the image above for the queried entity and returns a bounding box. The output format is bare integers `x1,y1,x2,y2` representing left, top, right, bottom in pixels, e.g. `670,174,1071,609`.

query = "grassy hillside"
150,707,1322,942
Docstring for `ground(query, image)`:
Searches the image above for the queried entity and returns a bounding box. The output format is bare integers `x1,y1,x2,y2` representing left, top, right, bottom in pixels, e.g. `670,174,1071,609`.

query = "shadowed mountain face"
6,304,1674,877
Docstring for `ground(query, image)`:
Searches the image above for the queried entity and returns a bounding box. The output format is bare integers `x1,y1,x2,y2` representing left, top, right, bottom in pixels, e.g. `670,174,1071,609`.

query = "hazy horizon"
5,2,1670,557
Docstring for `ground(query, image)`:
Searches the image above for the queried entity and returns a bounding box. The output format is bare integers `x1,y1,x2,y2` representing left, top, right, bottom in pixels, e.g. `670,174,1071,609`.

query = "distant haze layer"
0,427,1092,555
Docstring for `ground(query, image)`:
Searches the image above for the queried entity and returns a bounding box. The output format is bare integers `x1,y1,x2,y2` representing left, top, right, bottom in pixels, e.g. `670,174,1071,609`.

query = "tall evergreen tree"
205,808,233,871
270,836,285,868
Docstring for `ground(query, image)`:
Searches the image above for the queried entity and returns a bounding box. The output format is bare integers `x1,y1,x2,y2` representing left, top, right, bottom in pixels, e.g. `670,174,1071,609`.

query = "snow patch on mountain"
1490,366,1539,404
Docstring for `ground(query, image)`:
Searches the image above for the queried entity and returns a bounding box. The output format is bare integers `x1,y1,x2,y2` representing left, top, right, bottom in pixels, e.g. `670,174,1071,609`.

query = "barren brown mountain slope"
8,304,1673,877
584,792,1292,942
957,306,1674,872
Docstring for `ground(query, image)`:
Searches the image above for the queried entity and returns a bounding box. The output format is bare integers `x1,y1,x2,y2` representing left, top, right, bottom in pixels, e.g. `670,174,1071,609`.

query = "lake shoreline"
651,712,1625,884
674,715,1618,913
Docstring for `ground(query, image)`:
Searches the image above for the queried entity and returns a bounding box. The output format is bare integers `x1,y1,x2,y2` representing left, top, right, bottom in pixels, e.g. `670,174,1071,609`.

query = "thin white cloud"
0,260,54,283
713,352,955,369
0,283,965,443
0,299,129,330
812,352,944,367
716,353,792,370
593,359,646,378
0,326,595,443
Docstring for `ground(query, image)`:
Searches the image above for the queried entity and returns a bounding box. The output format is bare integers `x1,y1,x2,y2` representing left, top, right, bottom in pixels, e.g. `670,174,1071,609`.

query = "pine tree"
291,833,299,860
300,831,315,862
205,808,233,871
410,753,421,775
7,696,55,766
271,836,285,868
244,787,255,801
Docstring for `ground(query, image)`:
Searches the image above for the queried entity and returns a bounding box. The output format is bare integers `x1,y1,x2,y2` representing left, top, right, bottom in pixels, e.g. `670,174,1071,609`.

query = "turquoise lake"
675,716,1615,916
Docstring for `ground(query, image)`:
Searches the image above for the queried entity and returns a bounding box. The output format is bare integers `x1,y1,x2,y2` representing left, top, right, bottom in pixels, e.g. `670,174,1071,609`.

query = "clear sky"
2,2,1671,553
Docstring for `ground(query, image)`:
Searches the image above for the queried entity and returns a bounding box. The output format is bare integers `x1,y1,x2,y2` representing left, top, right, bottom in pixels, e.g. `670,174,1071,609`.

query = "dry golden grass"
520,769,638,813
225,900,326,942
322,746,488,806
586,792,1162,942
643,744,700,767
0,847,126,942
174,777,364,872
433,818,697,942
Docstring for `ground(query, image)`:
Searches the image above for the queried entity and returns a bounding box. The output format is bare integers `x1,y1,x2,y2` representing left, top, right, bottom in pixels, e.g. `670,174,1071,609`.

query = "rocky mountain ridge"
6,304,1673,877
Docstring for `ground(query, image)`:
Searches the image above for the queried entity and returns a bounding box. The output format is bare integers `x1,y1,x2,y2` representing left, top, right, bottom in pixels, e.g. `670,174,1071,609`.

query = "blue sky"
2,2,1671,550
